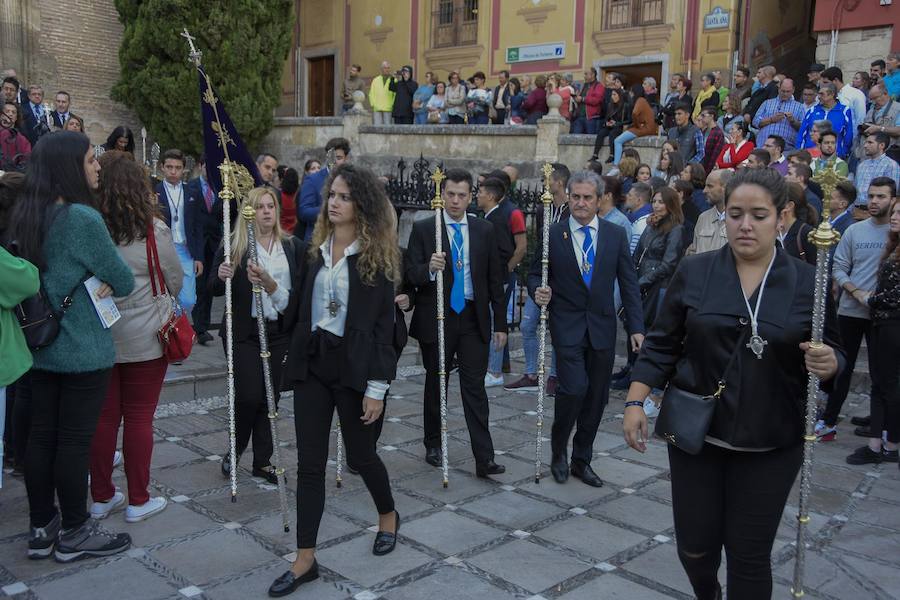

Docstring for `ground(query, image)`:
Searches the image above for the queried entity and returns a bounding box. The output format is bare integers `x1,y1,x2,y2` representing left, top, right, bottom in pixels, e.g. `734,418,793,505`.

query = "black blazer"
210,236,305,343
21,102,48,145
631,246,845,449
283,253,397,393
186,177,223,246
528,218,644,350
50,111,67,129
156,181,204,260
406,214,508,345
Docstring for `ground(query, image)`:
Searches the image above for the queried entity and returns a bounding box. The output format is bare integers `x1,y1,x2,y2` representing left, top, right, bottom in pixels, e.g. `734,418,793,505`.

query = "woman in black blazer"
211,187,305,484
623,169,844,600
269,164,401,597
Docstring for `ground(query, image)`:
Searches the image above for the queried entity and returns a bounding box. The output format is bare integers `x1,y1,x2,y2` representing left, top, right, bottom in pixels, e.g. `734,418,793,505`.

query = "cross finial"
541,162,554,206
430,167,445,210
181,28,202,66
541,162,554,181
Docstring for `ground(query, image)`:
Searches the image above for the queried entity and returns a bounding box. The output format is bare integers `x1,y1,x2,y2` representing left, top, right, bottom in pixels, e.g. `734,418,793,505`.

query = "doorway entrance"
307,55,335,116
600,62,663,94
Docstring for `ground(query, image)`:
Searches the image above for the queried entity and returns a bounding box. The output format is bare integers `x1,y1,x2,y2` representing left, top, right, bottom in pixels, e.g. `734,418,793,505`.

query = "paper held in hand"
84,276,121,329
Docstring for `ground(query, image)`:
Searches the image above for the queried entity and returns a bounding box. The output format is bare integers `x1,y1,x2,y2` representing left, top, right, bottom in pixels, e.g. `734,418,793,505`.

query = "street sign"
506,42,565,64
703,6,730,30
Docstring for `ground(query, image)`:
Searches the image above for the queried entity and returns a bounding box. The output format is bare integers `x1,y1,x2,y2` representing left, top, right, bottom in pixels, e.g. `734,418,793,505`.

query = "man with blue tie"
530,171,644,487
406,168,508,477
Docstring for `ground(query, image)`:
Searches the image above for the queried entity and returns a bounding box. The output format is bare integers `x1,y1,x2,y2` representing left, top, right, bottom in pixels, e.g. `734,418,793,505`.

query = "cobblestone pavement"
1,344,898,600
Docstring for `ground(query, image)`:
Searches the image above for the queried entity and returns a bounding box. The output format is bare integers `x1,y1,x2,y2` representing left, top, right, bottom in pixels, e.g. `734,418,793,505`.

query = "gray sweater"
832,218,890,319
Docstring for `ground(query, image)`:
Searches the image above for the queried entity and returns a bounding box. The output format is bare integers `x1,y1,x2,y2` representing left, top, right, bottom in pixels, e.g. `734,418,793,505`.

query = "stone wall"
815,27,892,76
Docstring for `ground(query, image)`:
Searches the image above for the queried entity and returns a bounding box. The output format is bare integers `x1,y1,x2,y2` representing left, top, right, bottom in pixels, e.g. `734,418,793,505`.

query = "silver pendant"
746,334,767,359
456,259,463,271
328,299,339,318
581,261,591,274
173,214,179,223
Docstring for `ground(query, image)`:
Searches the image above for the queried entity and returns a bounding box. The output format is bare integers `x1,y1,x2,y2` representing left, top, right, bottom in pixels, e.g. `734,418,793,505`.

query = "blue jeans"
613,130,637,164
488,274,516,374
572,117,589,134
414,112,428,125
174,242,196,312
470,112,489,125
521,296,557,377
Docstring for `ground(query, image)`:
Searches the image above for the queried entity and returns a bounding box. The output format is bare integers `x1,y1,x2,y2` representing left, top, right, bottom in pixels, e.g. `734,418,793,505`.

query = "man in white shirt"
820,67,867,143
624,182,653,254
51,91,71,129
156,148,204,312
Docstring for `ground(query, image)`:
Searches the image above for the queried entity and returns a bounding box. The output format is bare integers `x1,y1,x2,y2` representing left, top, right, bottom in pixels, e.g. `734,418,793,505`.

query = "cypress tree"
112,0,293,156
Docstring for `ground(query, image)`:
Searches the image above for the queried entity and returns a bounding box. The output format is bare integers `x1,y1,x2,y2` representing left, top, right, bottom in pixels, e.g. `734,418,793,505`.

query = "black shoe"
425,448,441,467
851,415,871,427
551,454,569,483
373,511,400,556
611,366,631,381
475,460,506,478
268,561,319,597
854,426,879,438
55,520,131,563
846,445,884,465
570,461,604,488
588,155,599,162
196,331,214,346
605,156,614,164
610,376,630,390
346,464,359,476
253,465,279,485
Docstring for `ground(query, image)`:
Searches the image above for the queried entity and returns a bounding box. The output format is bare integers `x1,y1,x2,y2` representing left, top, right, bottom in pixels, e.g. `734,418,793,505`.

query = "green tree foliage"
112,0,293,156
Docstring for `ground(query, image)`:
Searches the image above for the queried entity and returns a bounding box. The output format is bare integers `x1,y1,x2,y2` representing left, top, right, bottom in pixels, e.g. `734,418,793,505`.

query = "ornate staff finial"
431,167,446,211
181,28,202,66
810,164,845,224
541,162,554,206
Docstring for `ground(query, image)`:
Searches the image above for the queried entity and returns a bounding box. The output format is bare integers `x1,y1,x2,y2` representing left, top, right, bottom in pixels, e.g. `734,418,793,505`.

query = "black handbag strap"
710,327,747,399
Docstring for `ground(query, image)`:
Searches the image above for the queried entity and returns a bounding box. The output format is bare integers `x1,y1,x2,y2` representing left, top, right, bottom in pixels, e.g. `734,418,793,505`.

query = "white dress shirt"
250,238,291,320
436,210,474,300
162,181,187,245
837,84,867,135
568,215,599,268
312,236,388,400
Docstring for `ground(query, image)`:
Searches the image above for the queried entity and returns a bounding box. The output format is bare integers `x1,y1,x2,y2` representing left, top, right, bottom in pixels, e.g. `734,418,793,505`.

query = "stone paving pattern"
1,341,898,600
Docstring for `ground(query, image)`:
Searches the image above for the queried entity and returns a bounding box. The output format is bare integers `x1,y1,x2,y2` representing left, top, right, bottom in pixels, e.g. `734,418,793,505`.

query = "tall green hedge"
112,0,293,156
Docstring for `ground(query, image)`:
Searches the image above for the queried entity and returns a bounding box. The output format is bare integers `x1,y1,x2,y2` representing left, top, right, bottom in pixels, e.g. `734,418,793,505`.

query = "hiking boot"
28,513,61,559
55,519,131,563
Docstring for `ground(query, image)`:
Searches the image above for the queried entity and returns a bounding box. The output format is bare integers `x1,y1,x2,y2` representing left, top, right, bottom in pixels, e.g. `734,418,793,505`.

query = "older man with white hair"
368,61,396,125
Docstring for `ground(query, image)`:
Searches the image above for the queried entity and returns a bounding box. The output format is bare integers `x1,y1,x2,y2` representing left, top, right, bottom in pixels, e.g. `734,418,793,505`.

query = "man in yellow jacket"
369,61,397,125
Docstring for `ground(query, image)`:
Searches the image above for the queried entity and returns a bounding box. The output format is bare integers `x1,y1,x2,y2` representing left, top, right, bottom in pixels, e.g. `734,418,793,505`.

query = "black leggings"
592,125,623,156
668,442,802,600
25,368,111,530
822,315,871,427
870,320,900,443
293,332,394,548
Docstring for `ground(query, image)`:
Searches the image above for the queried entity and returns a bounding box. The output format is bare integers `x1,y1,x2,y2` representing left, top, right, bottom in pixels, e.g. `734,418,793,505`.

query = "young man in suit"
296,137,351,241
50,91,71,129
406,168,508,478
530,170,645,487
156,148,204,313
21,85,50,146
186,156,222,345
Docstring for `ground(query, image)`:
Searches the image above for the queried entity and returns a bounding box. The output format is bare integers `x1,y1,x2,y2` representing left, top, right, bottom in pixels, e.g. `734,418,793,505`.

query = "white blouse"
311,236,389,400
250,238,291,321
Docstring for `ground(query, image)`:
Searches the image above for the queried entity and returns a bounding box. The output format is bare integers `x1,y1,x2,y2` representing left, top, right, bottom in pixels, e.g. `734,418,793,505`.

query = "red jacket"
0,128,31,168
583,82,606,120
715,141,755,169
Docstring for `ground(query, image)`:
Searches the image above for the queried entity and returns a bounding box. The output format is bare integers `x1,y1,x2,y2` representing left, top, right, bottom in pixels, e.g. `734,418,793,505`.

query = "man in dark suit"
530,170,645,487
491,70,512,124
50,91,71,129
186,156,222,344
406,168,508,478
21,85,50,146
296,137,351,240
743,65,778,123
155,148,204,313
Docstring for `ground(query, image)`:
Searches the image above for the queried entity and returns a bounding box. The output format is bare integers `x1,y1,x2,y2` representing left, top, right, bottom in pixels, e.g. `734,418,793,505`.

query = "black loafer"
268,561,319,597
570,461,604,488
854,426,878,438
551,455,569,483
425,448,441,467
851,415,871,427
475,460,506,478
253,465,279,485
373,511,400,556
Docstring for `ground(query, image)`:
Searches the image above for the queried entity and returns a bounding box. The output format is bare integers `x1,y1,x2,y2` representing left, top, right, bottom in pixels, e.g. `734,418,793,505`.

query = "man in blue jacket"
296,137,351,240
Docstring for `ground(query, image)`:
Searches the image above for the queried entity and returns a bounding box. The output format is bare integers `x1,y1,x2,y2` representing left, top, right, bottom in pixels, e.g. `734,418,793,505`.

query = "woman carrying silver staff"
270,164,400,597
622,168,844,600
211,187,304,484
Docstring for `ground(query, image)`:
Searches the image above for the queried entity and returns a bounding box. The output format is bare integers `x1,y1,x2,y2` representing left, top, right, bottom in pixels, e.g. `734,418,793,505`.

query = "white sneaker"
484,373,504,388
113,450,123,468
643,397,660,419
90,490,125,520
125,497,168,523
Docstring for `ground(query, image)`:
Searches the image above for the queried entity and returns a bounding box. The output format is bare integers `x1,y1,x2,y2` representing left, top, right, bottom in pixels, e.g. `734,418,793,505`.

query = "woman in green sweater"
0,245,39,489
9,131,135,563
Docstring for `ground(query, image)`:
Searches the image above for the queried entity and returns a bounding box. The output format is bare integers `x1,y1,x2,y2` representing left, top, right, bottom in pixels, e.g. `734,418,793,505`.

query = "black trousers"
592,125,623,156
449,114,465,125
192,236,220,334
668,442,802,600
553,334,614,464
822,315,872,426
870,320,900,443
232,323,289,469
491,109,507,124
294,331,394,548
420,302,495,464
11,372,32,469
393,115,413,125
25,368,111,530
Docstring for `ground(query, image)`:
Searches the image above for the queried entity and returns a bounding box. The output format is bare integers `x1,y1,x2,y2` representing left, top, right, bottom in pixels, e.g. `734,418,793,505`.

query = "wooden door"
307,55,335,116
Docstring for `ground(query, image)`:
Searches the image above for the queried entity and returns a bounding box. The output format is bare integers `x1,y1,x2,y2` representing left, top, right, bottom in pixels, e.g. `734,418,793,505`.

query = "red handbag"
146,223,196,362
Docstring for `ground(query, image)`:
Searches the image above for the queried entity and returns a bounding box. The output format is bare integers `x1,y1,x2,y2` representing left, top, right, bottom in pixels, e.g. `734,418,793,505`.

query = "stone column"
341,90,369,151
535,93,568,163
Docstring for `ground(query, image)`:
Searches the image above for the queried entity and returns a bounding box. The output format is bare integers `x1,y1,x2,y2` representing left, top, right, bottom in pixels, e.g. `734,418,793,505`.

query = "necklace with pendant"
740,250,777,359
326,236,341,318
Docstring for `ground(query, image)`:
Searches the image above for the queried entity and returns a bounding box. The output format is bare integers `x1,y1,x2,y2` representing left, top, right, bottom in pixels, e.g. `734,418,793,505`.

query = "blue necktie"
581,225,595,287
450,223,465,314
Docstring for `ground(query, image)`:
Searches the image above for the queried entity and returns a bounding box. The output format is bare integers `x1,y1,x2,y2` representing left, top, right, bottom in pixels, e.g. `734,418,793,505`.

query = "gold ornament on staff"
431,167,450,488
792,163,844,597
533,163,554,484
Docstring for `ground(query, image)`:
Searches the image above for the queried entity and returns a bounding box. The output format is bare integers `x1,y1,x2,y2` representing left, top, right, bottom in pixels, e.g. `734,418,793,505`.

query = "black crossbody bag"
654,329,746,455
16,274,87,351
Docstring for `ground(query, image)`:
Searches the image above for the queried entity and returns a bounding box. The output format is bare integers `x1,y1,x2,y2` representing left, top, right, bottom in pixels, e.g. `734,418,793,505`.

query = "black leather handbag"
654,330,745,455
16,276,86,351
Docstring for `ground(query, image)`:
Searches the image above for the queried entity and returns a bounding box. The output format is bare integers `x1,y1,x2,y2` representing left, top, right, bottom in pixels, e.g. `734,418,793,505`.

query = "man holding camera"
854,84,900,164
